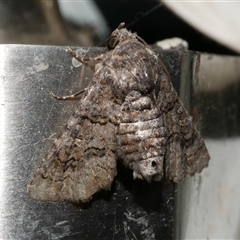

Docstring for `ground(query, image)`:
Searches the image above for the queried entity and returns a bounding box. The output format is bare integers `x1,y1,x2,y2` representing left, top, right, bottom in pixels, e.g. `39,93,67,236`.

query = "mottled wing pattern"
28,23,210,203
27,77,118,203
155,58,210,182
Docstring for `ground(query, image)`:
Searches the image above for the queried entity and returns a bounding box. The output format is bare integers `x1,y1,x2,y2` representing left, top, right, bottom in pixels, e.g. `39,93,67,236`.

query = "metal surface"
0,45,178,239
175,52,240,239
1,45,240,239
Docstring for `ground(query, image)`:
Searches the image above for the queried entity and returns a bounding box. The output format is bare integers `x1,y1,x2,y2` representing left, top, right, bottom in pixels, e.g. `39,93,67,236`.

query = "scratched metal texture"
0,45,180,240
3,45,239,239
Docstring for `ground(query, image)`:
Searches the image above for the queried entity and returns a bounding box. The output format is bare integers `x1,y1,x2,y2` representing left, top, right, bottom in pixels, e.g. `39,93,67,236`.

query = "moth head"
107,22,147,50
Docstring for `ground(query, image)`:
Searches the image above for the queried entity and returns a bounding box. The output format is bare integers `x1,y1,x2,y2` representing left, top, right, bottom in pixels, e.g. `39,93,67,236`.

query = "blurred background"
0,0,240,54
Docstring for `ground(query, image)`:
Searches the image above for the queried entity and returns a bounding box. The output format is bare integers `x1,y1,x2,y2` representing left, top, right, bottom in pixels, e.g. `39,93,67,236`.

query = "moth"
27,23,210,203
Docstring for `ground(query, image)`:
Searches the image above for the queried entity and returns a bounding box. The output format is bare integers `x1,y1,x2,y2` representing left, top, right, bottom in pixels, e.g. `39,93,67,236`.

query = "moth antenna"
125,3,163,29
136,35,148,46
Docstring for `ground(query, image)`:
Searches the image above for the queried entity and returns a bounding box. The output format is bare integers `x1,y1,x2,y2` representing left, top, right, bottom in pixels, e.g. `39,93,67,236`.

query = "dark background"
94,1,237,55
0,0,238,55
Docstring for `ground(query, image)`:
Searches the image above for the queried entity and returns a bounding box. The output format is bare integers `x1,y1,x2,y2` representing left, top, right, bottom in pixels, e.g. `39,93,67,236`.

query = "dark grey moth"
27,23,210,203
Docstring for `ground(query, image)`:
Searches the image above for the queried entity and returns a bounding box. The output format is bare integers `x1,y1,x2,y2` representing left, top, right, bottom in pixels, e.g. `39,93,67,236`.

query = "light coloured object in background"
156,37,188,50
163,1,240,53
57,0,109,40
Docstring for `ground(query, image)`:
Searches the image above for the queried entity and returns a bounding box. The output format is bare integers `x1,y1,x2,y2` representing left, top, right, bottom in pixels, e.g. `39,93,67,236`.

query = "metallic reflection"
0,46,6,215
0,45,240,239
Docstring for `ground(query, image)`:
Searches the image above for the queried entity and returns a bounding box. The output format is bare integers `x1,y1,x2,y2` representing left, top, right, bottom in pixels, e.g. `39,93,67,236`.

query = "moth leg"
51,47,106,100
50,88,87,100
67,48,105,71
